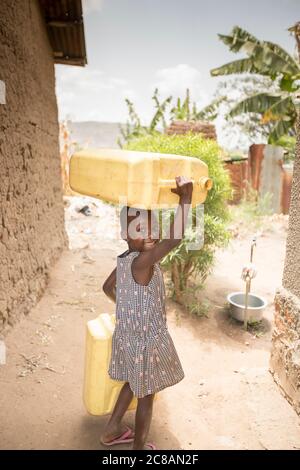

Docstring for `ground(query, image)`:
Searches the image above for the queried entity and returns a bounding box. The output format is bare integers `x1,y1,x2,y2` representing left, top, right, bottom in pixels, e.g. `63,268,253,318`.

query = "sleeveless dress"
108,249,184,398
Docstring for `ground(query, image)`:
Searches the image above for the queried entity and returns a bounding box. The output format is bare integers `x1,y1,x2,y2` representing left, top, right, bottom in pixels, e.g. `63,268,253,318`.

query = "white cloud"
120,88,138,101
82,0,104,15
55,65,131,122
55,63,212,125
152,64,209,108
111,78,128,87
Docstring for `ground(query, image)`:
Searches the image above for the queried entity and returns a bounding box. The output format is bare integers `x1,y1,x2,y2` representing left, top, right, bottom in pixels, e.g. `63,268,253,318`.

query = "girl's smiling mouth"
144,240,157,249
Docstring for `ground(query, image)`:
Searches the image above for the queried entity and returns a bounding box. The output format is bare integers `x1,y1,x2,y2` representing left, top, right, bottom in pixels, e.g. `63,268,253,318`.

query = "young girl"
100,176,193,450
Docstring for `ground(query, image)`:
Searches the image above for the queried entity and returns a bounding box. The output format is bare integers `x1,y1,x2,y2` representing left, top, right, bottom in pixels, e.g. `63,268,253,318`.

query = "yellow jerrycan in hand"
70,148,213,208
83,313,137,415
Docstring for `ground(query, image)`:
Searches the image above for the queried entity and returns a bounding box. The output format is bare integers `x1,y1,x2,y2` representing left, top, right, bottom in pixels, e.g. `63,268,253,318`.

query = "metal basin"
227,292,267,323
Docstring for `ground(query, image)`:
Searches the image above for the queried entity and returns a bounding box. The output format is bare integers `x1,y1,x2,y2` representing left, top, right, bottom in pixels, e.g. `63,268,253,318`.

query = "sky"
55,0,299,128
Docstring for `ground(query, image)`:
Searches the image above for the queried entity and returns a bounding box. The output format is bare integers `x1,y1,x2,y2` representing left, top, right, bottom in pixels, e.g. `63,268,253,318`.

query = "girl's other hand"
170,176,193,199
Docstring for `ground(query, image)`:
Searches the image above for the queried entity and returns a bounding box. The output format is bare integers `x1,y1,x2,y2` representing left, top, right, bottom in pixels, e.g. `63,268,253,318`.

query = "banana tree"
210,26,300,143
119,88,217,146
118,89,172,146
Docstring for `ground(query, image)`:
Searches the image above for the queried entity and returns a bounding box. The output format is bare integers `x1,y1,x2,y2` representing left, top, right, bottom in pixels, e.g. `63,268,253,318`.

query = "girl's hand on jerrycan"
171,176,193,199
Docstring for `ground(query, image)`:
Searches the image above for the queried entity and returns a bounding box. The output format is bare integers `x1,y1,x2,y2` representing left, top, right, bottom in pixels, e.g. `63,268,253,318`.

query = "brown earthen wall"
270,114,300,414
270,288,300,415
283,113,300,297
0,0,67,331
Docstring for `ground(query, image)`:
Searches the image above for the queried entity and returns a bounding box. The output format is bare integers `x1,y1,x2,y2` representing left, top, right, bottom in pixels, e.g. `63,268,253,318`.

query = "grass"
188,299,211,318
247,320,266,337
229,188,275,237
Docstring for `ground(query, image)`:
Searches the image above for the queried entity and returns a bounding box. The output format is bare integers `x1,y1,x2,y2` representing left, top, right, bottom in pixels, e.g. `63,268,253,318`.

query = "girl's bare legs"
132,393,155,450
101,382,134,443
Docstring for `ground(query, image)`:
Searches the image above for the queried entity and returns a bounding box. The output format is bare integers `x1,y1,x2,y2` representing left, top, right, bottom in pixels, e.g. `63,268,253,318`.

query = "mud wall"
270,113,300,414
270,288,300,414
0,0,67,331
283,114,300,298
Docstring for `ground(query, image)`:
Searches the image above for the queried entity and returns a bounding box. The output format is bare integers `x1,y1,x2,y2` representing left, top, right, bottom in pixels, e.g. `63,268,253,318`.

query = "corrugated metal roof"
39,0,87,66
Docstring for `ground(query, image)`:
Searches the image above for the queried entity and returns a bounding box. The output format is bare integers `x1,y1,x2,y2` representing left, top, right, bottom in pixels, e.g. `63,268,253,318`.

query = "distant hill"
67,121,124,149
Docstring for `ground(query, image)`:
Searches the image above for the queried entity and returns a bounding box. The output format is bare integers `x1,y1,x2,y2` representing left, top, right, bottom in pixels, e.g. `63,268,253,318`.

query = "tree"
118,88,220,147
209,26,300,143
117,88,172,147
288,21,300,62
210,74,279,150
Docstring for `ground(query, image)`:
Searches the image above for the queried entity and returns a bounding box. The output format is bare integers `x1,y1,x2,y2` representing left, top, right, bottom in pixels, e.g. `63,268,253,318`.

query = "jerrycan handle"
159,176,213,191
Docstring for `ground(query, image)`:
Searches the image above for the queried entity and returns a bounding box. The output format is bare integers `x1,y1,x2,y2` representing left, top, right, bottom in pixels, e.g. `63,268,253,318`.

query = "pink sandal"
101,425,135,446
145,442,157,450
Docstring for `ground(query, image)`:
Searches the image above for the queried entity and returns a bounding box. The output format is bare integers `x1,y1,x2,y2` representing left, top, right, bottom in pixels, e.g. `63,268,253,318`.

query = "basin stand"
243,277,251,330
243,238,257,330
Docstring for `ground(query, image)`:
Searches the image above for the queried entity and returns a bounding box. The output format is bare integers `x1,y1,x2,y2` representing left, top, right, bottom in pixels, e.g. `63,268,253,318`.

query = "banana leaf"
218,27,259,53
266,95,296,120
211,58,258,76
251,44,300,77
228,93,282,118
215,26,300,79
264,41,300,70
268,118,296,143
196,96,225,120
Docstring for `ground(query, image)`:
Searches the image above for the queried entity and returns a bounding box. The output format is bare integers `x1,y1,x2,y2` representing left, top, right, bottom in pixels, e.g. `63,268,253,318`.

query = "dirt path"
0,202,300,450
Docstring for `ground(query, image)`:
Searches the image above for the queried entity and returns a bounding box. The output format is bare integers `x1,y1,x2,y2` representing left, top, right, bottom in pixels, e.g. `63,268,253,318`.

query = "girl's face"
123,210,160,252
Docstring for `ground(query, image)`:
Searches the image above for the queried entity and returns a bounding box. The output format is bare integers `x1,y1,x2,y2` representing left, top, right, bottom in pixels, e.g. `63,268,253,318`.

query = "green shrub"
124,133,231,306
275,135,296,163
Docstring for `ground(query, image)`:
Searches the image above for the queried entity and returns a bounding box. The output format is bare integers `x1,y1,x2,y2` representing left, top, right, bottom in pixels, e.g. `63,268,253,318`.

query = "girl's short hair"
120,205,148,231
120,205,130,232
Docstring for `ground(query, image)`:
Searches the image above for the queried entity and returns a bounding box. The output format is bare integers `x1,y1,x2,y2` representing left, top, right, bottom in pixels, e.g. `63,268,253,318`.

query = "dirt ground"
0,198,300,450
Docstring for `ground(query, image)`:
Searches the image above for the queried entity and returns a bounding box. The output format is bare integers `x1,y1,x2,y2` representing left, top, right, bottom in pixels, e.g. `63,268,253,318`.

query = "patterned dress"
108,249,184,398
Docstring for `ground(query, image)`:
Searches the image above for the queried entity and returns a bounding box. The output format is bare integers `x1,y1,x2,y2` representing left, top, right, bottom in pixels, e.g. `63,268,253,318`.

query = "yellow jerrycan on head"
83,313,137,415
70,148,213,208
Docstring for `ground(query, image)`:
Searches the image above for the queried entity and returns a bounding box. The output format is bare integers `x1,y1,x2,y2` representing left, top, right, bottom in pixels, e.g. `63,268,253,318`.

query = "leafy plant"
150,89,173,131
240,189,274,218
119,88,220,147
188,299,211,318
247,319,266,337
117,89,172,147
209,26,300,143
196,96,227,122
206,75,279,150
229,185,275,237
276,135,296,162
170,88,193,121
124,133,231,305
169,88,218,121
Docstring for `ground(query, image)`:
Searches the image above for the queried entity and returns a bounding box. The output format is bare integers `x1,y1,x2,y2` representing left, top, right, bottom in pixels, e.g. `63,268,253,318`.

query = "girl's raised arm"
133,176,193,270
